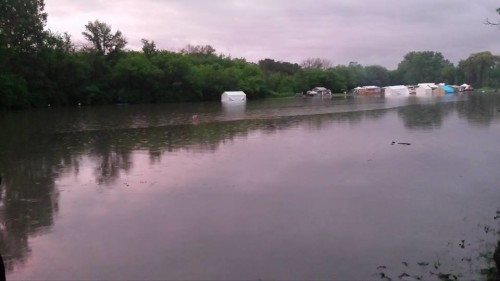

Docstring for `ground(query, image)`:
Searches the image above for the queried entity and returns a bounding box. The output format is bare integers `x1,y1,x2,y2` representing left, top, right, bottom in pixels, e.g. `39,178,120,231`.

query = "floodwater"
0,94,499,280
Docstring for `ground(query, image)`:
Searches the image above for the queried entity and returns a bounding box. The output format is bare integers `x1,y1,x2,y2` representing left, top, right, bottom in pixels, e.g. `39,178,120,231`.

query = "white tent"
460,83,472,91
418,83,438,89
221,91,246,102
384,85,410,97
416,84,433,96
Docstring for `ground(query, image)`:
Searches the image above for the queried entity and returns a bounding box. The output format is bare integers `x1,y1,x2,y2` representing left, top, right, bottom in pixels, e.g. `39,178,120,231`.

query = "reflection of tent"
222,101,246,117
384,85,410,97
221,91,246,102
416,84,433,96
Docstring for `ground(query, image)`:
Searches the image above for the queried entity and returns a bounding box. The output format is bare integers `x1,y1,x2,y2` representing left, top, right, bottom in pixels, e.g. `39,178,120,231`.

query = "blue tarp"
441,85,454,94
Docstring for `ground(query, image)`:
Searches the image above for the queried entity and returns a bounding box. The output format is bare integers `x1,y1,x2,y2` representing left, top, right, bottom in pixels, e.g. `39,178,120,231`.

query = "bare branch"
485,18,500,26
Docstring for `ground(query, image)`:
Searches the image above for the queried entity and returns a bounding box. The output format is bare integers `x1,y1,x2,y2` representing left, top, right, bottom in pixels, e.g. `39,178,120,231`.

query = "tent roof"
222,91,246,96
418,84,432,89
386,85,408,90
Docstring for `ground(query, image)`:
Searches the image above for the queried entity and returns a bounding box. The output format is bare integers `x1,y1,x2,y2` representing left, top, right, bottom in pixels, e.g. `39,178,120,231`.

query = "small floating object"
391,141,411,145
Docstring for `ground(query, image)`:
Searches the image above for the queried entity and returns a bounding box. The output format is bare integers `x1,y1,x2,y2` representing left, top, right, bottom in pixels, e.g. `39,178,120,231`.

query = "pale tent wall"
418,83,437,88
434,87,445,95
221,91,246,102
418,83,440,95
384,86,410,96
416,84,433,96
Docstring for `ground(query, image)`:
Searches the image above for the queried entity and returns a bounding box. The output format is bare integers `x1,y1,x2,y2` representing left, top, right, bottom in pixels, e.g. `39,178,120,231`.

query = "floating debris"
378,272,392,281
398,273,410,279
433,261,441,270
391,141,411,146
436,273,459,281
377,265,387,270
459,240,465,248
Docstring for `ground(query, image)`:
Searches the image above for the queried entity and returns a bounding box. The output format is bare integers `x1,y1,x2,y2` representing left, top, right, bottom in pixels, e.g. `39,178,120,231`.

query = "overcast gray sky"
45,0,500,69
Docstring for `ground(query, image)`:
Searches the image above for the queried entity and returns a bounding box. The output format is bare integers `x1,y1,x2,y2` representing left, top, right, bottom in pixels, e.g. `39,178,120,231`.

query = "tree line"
1,1,500,109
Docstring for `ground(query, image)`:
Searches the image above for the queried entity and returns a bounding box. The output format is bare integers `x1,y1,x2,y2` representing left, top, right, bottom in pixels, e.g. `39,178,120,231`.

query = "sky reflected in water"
1,94,499,280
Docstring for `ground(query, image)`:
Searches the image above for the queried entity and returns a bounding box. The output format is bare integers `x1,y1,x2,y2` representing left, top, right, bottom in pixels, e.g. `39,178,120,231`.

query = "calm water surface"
1,94,499,280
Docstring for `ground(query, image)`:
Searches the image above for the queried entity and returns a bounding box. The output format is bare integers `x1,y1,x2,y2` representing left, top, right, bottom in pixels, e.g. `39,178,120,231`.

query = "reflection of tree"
89,132,133,185
1,95,498,273
397,103,453,130
456,95,497,127
0,153,62,271
397,95,500,130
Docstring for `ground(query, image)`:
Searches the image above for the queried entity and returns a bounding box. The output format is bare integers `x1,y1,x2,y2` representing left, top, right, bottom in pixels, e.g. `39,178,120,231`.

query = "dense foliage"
1,1,500,109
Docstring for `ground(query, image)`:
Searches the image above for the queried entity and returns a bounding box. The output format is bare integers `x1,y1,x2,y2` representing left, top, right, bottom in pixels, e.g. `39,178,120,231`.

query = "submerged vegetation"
1,1,500,109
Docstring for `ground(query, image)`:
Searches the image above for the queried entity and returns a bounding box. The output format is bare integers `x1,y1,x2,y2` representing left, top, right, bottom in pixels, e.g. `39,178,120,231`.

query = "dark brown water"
1,94,499,280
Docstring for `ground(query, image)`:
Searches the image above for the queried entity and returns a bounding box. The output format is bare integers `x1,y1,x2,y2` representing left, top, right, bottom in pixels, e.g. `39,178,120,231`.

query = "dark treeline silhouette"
1,1,500,109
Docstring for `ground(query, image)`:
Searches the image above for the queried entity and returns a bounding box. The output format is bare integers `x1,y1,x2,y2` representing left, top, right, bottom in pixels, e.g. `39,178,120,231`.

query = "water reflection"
0,153,61,271
0,94,499,279
456,95,500,127
221,102,246,119
397,103,454,130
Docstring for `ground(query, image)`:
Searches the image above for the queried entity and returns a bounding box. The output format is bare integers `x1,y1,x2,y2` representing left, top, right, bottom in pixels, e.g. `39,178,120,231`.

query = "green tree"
362,65,390,86
458,51,500,88
152,51,200,102
0,0,52,108
111,52,162,103
0,0,47,54
141,39,157,60
180,44,216,57
258,58,300,75
301,58,332,69
397,51,454,84
82,20,127,56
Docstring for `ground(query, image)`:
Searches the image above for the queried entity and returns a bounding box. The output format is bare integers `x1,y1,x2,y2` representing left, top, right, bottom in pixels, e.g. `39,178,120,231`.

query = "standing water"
0,94,499,280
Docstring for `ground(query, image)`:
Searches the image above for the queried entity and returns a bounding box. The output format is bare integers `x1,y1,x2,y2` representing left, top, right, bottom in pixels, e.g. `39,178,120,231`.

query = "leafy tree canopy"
82,20,127,56
397,51,453,84
0,0,47,53
458,51,500,87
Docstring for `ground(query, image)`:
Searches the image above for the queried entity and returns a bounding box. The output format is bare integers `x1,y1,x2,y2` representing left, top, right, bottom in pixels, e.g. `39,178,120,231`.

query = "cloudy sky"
45,0,500,69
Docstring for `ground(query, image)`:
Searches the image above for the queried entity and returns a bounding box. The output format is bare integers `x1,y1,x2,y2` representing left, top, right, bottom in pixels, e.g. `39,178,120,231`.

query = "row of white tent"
383,83,473,97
